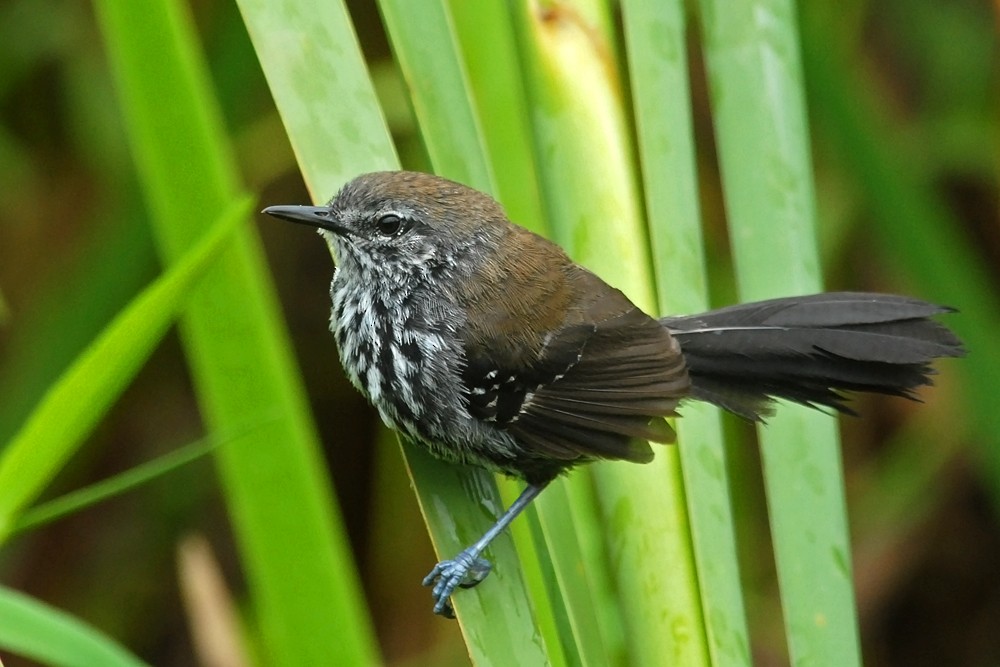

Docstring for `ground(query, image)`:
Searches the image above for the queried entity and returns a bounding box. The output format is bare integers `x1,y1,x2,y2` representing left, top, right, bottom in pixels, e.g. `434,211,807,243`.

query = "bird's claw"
422,549,492,617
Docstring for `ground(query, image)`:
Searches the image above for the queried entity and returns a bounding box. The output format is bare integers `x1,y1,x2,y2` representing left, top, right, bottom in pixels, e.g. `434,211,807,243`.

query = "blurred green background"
0,0,996,665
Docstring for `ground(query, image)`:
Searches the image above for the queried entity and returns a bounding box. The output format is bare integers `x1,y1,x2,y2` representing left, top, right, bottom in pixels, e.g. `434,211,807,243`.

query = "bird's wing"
460,275,689,467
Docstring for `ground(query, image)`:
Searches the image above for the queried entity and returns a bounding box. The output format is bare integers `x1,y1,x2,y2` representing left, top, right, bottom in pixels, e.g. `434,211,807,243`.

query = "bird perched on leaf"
264,170,964,617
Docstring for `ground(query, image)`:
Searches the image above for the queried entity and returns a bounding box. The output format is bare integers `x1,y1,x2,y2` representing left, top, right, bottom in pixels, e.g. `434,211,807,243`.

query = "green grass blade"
0,201,154,446
509,1,711,664
623,1,751,664
377,0,567,658
383,1,636,660
445,0,546,232
0,9,151,442
240,0,553,662
402,446,556,664
0,197,250,541
11,424,262,535
0,585,147,667
234,0,397,197
94,0,378,664
443,7,617,651
697,1,862,663
377,0,493,191
529,477,618,666
394,1,611,659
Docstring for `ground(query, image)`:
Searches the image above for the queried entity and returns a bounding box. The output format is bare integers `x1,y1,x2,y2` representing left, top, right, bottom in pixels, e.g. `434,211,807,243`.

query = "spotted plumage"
264,170,964,617
321,172,689,483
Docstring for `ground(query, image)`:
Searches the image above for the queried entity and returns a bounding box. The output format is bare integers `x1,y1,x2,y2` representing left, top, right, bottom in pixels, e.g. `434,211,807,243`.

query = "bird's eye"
375,214,406,237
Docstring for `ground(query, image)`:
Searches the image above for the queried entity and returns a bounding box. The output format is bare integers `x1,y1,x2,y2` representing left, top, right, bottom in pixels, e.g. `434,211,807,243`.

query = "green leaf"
697,0,862,663
243,0,562,662
508,1,711,664
236,0,398,197
0,196,250,542
94,0,378,663
0,585,147,667
378,0,494,191
11,425,260,535
446,0,546,233
378,0,567,659
623,1,752,664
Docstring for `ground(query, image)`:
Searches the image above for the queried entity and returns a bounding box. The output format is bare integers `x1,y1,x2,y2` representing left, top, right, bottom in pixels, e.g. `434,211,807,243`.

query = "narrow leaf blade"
0,197,250,541
0,585,147,667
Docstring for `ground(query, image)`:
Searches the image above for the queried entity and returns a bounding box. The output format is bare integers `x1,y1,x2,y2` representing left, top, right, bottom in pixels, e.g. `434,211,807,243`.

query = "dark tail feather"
660,292,965,421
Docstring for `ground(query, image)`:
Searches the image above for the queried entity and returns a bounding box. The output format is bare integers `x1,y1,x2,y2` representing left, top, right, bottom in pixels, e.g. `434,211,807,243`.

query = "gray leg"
422,481,551,617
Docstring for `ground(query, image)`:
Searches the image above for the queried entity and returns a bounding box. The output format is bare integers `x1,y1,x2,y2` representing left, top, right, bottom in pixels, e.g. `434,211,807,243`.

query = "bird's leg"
423,479,551,617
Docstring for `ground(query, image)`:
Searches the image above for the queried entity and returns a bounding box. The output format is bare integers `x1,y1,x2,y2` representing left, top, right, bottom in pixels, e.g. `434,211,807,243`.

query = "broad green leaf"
509,1,710,665
0,586,146,667
623,0,752,664
697,0,862,663
0,197,250,542
378,0,572,661
95,0,378,663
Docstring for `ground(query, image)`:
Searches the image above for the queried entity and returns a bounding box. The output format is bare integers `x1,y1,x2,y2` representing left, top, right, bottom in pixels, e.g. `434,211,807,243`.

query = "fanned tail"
660,292,965,421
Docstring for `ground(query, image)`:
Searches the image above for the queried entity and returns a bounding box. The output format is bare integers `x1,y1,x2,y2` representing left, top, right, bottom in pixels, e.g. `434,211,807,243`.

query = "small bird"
264,170,964,617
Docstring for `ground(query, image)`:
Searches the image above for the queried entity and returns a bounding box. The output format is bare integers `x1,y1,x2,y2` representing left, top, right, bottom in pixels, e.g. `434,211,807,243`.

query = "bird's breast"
329,276,464,436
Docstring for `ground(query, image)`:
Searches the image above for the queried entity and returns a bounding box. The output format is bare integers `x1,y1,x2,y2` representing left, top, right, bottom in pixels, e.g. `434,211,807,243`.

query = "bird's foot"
422,548,492,617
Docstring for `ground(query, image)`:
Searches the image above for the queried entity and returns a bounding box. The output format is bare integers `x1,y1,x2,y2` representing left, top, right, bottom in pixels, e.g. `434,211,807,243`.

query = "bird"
263,170,965,617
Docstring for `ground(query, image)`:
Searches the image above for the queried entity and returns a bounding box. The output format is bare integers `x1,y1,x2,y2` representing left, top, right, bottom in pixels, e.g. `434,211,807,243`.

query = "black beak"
262,205,347,235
